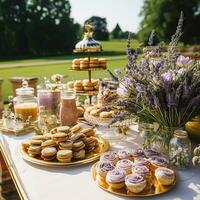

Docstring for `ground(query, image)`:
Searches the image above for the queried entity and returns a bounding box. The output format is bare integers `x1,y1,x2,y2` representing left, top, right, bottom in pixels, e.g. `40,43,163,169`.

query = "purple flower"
176,55,190,67
152,60,164,71
114,69,122,75
161,71,173,85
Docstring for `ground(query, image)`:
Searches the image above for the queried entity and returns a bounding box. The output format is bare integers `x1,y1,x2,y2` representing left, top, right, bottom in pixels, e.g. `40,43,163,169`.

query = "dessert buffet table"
0,126,200,200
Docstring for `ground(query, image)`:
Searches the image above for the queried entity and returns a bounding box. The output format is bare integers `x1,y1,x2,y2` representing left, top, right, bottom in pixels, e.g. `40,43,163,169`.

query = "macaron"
41,147,57,161
30,139,43,146
80,128,95,137
52,132,68,142
59,141,73,150
57,150,73,163
73,149,86,160
28,145,42,157
41,139,57,148
56,126,70,133
72,141,85,151
70,133,85,142
70,124,82,133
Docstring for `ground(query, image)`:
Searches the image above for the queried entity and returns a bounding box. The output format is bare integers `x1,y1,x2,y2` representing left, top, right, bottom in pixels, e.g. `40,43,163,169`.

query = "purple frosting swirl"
133,148,144,157
156,167,174,177
133,165,150,175
144,149,161,158
116,159,133,169
96,161,114,173
118,149,133,159
125,174,146,184
100,151,118,162
106,169,126,183
149,156,168,166
134,157,150,166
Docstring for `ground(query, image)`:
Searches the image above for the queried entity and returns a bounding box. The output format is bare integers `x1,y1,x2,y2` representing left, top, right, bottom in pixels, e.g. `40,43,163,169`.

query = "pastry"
43,133,53,140
91,79,99,86
132,164,151,181
41,147,57,161
90,109,100,117
72,64,80,69
70,133,85,142
67,81,74,89
155,167,175,186
52,132,68,142
99,111,113,118
28,145,41,157
32,135,45,141
41,139,56,148
106,169,126,189
80,128,95,137
125,173,147,193
72,59,81,65
77,107,85,117
72,141,85,151
116,159,133,174
149,156,168,171
133,157,150,168
82,80,94,87
57,149,73,163
30,139,43,146
100,151,119,165
83,86,94,91
144,149,161,158
59,141,73,150
85,106,94,113
73,149,85,160
98,58,107,68
74,80,83,87
118,149,134,161
56,126,70,134
70,123,82,133
96,161,115,184
80,60,89,69
132,148,145,158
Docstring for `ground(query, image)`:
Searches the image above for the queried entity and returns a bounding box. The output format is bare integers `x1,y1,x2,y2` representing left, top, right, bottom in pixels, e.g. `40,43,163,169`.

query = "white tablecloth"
1,126,200,200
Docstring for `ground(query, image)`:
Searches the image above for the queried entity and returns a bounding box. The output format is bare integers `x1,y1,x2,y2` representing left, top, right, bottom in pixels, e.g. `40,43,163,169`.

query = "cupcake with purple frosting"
118,149,134,161
125,173,147,193
106,169,126,189
100,151,119,165
116,159,133,174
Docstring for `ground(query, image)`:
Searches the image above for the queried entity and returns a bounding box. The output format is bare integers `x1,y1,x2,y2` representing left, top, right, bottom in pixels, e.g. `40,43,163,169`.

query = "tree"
112,23,122,39
138,0,200,45
84,16,109,41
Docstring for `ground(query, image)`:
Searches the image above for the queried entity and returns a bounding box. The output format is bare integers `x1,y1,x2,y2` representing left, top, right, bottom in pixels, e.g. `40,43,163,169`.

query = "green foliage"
139,0,200,45
84,16,109,41
0,0,81,57
112,23,122,39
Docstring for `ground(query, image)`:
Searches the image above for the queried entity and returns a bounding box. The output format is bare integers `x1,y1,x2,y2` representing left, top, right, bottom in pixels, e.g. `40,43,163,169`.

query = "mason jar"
169,130,191,169
13,80,38,122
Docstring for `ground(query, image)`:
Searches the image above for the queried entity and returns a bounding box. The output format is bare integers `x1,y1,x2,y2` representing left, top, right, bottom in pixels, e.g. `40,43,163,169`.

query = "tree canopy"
138,0,200,45
0,0,80,57
84,16,109,41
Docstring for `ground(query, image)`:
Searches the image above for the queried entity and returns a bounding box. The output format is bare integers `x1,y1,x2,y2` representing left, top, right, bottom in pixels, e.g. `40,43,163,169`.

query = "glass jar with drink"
13,80,38,122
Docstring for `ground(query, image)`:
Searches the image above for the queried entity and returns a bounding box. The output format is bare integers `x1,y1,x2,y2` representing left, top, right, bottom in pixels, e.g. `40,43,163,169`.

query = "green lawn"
0,58,127,102
0,39,137,102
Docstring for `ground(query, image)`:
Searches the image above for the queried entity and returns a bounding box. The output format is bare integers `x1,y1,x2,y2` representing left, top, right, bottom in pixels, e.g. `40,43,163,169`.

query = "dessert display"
67,79,99,92
20,123,110,166
71,24,107,104
91,148,176,197
72,58,107,69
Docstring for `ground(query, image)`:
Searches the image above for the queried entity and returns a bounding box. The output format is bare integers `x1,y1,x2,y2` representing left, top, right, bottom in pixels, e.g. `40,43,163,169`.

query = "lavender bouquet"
114,12,200,140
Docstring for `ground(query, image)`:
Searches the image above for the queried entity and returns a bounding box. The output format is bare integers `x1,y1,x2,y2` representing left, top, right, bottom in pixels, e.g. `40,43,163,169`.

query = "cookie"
28,145,42,157
72,59,81,65
90,109,100,117
57,150,73,162
75,86,84,91
56,126,70,133
41,147,57,161
41,139,57,148
22,140,31,150
70,124,82,133
30,139,43,146
52,132,68,142
59,141,73,150
77,107,85,117
73,149,86,160
80,128,95,137
43,133,53,140
74,80,83,87
72,141,85,151
83,86,94,91
67,81,74,89
99,111,113,118
70,133,85,142
32,135,45,141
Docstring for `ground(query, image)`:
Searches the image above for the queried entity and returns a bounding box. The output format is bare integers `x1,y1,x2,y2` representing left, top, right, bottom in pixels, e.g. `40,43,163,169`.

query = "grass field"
0,39,139,102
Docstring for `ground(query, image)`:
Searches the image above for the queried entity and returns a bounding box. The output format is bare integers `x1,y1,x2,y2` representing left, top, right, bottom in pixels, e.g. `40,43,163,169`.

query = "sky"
69,0,144,33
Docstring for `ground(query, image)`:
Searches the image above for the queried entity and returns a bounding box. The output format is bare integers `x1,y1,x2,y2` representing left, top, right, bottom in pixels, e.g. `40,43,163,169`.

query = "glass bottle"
59,89,77,126
13,80,38,122
169,130,191,169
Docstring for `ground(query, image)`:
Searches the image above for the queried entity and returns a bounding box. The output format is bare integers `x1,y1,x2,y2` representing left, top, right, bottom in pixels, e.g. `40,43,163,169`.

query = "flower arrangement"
113,12,200,139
